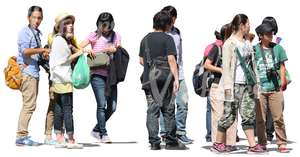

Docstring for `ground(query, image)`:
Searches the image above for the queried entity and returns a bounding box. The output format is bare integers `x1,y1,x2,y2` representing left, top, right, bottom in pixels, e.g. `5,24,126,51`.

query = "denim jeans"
206,96,212,140
159,80,189,136
54,92,74,135
145,89,177,145
91,74,117,137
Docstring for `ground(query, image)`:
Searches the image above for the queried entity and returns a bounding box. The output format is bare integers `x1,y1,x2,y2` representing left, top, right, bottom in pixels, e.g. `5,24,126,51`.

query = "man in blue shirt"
16,6,50,146
159,6,193,145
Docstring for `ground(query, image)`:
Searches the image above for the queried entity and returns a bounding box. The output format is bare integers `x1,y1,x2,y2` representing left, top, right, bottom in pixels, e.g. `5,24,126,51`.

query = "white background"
0,0,299,156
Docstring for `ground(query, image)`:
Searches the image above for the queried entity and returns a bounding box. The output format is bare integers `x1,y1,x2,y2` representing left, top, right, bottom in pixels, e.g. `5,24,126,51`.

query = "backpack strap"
235,48,256,86
143,33,173,107
144,34,152,66
213,44,222,67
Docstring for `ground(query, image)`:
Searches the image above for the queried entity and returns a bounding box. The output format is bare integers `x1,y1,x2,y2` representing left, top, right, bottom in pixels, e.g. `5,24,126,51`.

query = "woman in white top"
211,14,264,154
49,13,86,149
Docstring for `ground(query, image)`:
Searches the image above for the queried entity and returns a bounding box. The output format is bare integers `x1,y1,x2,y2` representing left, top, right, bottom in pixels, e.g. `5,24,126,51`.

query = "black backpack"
193,44,221,97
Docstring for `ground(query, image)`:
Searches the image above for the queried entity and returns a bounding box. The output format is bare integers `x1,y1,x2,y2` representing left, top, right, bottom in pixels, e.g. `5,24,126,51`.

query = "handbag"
87,52,110,68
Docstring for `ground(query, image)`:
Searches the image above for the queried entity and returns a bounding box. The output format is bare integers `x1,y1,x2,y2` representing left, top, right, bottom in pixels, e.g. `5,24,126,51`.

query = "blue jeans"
145,90,177,145
206,96,212,140
54,92,74,135
91,74,117,137
160,80,189,136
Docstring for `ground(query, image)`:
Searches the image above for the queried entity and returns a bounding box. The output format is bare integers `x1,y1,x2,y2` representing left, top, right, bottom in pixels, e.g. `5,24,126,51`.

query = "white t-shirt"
234,38,253,84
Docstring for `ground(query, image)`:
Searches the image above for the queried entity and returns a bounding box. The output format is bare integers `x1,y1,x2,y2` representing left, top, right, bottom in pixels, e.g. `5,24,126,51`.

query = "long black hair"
95,12,115,38
215,23,232,41
230,14,248,32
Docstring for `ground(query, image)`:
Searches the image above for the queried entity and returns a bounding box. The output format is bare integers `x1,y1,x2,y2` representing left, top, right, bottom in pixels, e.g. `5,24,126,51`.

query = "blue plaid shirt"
17,26,42,78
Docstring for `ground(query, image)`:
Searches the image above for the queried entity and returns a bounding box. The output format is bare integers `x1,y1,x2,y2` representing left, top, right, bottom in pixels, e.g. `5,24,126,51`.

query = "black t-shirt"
207,45,222,84
139,32,176,59
139,32,176,87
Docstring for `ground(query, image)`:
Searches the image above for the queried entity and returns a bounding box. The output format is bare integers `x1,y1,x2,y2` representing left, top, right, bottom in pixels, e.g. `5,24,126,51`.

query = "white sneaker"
55,142,67,148
90,131,101,140
67,142,83,149
101,135,112,143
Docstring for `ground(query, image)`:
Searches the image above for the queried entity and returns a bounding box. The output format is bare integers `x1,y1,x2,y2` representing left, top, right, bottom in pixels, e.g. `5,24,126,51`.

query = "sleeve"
207,45,219,64
276,45,288,63
139,38,145,57
18,28,33,54
222,41,234,90
166,35,176,56
85,32,95,44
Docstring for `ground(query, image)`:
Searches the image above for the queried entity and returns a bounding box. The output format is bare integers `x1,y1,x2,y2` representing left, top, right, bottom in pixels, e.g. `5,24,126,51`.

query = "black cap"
255,23,273,36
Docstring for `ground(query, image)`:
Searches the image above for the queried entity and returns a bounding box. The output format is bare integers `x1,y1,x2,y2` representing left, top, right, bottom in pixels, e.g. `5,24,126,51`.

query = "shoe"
257,144,267,151
165,141,188,150
236,135,240,142
55,142,67,148
278,147,290,153
44,138,56,145
247,144,266,154
161,134,166,145
225,145,239,152
100,135,112,143
90,131,101,141
267,136,273,142
206,137,212,142
150,143,161,150
67,142,83,149
211,143,226,153
16,136,41,146
177,135,193,145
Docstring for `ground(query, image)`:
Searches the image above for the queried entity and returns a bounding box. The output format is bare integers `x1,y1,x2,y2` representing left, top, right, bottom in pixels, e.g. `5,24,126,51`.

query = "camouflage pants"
218,84,256,132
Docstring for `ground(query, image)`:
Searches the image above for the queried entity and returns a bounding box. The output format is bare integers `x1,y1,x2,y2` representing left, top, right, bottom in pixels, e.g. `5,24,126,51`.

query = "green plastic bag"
72,55,90,89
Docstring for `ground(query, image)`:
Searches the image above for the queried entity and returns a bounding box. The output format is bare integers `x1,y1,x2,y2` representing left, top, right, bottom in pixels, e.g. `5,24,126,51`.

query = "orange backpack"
4,56,23,90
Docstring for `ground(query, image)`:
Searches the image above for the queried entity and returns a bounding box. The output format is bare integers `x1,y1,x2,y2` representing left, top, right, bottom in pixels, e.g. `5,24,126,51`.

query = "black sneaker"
150,143,161,150
165,141,188,150
177,135,193,145
236,135,240,142
267,136,273,142
206,137,212,142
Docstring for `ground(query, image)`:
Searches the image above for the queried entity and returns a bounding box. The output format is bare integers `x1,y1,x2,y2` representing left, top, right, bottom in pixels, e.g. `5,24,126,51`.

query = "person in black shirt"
204,24,239,152
139,11,187,150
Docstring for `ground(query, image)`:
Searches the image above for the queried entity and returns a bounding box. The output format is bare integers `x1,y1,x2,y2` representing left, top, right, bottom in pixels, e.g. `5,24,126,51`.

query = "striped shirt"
86,31,121,76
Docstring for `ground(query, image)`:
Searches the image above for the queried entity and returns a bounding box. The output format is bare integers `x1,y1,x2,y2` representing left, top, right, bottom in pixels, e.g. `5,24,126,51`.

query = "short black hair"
153,11,172,31
162,5,177,18
262,16,278,35
255,23,273,40
28,6,43,17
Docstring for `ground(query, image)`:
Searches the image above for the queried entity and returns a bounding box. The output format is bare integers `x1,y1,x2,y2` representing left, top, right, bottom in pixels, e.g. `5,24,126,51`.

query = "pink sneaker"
247,144,266,154
211,143,226,154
